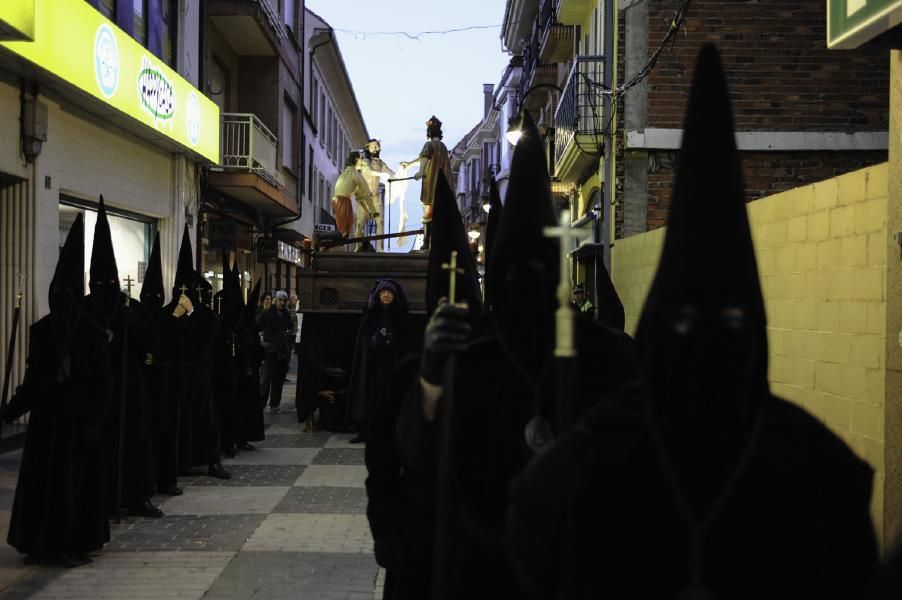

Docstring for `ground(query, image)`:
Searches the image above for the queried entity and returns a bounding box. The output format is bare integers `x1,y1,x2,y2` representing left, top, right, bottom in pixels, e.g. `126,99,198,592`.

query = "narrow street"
0,367,386,599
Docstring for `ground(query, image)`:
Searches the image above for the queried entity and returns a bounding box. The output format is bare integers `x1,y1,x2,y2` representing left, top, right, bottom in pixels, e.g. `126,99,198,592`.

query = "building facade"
450,84,502,266
201,0,306,297
498,0,890,306
0,0,216,404
303,8,370,239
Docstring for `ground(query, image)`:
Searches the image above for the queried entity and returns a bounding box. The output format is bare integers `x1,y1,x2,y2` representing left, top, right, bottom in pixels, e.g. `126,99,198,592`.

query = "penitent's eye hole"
721,306,746,331
672,305,697,336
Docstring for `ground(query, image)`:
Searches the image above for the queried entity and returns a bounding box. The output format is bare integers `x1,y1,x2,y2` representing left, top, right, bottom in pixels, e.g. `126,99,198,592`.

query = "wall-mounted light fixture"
505,83,564,145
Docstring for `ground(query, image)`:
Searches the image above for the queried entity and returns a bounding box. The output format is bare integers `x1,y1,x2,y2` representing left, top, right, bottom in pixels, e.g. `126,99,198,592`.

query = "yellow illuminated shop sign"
0,0,219,163
0,1,35,41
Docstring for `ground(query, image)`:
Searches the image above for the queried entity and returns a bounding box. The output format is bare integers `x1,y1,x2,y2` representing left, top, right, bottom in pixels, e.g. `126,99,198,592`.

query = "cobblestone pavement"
0,380,386,599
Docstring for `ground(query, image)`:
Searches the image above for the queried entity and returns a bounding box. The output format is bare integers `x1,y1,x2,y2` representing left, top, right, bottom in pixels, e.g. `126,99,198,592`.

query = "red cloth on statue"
332,195,353,237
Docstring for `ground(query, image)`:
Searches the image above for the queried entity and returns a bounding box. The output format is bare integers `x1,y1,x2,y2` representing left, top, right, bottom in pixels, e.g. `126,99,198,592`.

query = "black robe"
6,312,112,556
211,320,238,454
151,303,180,489
163,299,220,470
507,387,880,599
235,320,265,444
105,297,157,514
365,355,433,600
397,314,639,599
349,304,412,434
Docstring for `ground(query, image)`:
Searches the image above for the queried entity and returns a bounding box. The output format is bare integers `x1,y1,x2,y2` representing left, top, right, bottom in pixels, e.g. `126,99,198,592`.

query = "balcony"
540,23,574,64
208,0,284,56
537,0,574,64
208,113,297,217
554,56,606,183
556,0,597,26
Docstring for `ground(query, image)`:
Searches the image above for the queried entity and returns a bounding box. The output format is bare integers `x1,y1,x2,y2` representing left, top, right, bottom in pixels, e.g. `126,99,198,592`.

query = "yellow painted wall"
612,162,890,543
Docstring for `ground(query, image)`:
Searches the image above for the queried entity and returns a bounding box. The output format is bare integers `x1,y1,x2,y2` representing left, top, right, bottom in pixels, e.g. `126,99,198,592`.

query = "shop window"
163,0,178,68
59,197,156,298
96,0,115,20
133,0,148,46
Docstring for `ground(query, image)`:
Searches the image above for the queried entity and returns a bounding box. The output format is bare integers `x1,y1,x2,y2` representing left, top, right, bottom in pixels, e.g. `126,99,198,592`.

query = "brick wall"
612,162,890,543
623,1,890,234
645,150,888,230
645,1,889,131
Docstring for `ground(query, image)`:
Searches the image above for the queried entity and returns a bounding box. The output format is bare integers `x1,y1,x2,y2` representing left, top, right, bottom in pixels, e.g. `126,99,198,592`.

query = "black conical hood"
140,231,164,311
595,264,625,331
482,178,504,312
486,111,558,369
50,213,85,360
172,224,196,300
50,213,85,310
426,171,482,316
635,44,767,433
89,195,118,285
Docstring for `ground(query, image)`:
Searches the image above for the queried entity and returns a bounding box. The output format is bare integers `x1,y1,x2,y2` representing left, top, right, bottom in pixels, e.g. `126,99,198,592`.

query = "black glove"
373,536,403,570
420,300,470,385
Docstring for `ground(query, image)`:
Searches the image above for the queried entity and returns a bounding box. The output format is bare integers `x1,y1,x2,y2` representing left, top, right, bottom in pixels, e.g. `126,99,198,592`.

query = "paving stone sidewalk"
0,380,386,599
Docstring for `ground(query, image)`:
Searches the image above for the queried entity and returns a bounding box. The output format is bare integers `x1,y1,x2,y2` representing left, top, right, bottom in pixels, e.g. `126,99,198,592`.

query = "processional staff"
543,209,592,434
115,275,134,524
432,250,466,600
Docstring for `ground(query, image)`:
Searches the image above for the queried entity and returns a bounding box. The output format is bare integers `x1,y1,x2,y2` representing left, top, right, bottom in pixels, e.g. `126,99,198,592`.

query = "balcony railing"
220,113,279,186
251,0,286,41
554,56,605,168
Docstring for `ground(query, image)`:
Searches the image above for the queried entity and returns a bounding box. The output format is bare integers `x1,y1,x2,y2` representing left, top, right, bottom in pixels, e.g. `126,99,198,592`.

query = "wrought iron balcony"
220,113,279,186
554,56,605,170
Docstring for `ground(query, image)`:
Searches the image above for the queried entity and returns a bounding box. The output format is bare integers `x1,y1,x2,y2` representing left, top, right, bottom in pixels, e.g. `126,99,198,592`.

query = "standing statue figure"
333,151,379,245
358,139,394,251
401,116,453,252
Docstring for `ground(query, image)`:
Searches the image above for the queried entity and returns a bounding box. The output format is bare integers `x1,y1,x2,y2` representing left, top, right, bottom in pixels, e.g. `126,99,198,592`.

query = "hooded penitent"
505,45,880,600
172,224,196,303
50,213,85,374
486,110,558,373
635,44,767,450
89,195,121,319
139,231,165,314
425,171,482,317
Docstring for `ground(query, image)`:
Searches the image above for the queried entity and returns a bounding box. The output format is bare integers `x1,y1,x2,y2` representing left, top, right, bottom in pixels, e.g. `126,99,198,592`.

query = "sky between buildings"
305,1,512,248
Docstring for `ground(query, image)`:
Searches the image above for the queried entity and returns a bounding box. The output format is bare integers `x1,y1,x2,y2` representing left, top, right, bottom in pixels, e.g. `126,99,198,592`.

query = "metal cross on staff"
179,284,189,298
543,209,593,358
123,275,134,307
441,250,465,305
216,295,222,315
195,285,206,306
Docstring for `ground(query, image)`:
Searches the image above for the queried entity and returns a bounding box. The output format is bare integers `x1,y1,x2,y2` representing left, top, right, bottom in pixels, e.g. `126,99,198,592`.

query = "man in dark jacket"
257,290,293,413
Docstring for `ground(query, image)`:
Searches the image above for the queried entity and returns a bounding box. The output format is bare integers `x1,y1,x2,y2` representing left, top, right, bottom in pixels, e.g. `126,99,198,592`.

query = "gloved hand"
420,299,470,385
373,536,403,570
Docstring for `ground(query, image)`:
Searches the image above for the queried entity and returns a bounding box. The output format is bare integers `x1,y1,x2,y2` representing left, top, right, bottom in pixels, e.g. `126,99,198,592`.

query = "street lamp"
505,83,564,145
467,230,481,240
